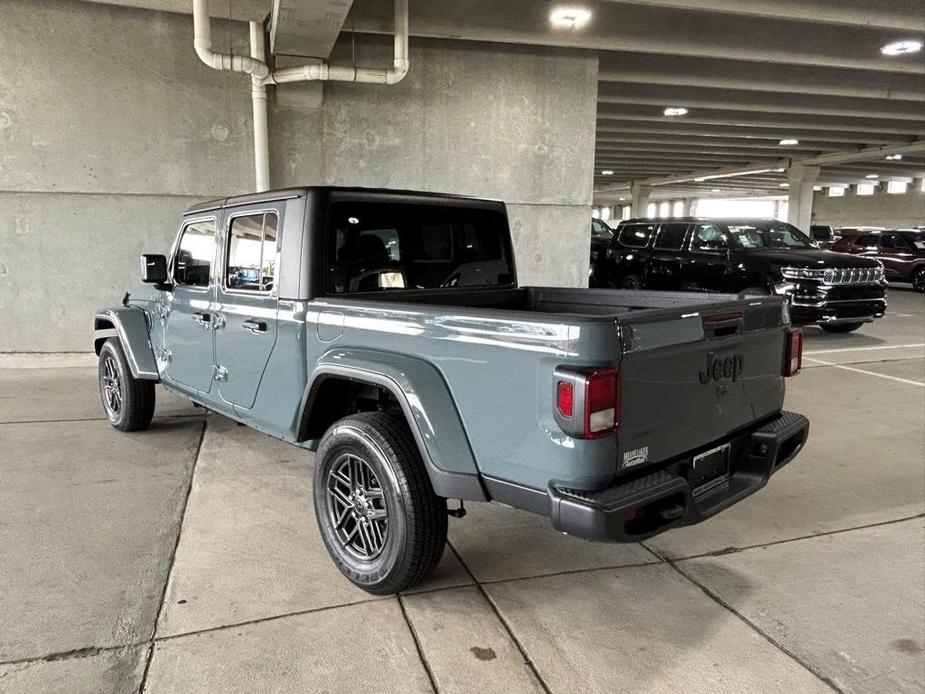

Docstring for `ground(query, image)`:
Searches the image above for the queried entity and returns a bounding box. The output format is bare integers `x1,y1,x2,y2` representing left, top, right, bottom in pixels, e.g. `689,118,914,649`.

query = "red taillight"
554,367,621,439
556,381,574,417
585,368,620,438
785,328,803,377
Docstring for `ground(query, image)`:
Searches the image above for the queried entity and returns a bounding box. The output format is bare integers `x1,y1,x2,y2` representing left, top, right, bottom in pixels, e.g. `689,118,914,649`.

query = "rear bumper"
547,411,809,542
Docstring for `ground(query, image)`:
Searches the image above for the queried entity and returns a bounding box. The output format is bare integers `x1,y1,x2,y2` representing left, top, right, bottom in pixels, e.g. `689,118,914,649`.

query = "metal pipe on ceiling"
191,0,410,191
265,0,409,85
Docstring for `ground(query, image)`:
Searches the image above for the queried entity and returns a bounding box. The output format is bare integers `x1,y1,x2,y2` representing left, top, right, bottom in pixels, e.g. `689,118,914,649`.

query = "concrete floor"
1,288,922,694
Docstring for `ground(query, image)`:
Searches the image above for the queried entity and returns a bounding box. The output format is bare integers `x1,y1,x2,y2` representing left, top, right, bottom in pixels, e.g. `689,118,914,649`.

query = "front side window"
173,219,216,287
226,213,278,292
591,219,613,239
725,221,813,250
855,234,879,248
618,224,656,248
653,223,688,251
692,225,728,252
327,203,514,293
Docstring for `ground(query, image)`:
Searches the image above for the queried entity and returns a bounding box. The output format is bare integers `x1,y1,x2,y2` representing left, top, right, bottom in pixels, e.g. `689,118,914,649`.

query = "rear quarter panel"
305,298,622,491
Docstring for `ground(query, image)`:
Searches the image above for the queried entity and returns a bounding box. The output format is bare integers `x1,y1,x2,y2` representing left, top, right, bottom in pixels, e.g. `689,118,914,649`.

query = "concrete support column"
681,198,694,216
631,182,651,218
914,178,924,194
786,164,820,232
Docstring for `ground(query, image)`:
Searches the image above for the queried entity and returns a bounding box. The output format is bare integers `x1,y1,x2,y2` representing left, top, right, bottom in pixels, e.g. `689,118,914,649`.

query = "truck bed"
343,285,751,316
314,286,790,492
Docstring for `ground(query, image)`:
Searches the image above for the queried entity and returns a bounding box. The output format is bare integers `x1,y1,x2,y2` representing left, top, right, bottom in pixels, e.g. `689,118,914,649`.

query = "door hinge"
214,365,228,382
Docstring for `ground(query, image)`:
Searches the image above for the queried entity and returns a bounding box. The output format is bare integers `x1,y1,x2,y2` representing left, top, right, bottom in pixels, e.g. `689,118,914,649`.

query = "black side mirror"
140,254,169,285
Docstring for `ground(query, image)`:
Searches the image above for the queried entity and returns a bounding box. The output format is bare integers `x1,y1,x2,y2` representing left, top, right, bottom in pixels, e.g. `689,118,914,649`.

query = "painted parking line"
804,343,925,356
803,357,925,387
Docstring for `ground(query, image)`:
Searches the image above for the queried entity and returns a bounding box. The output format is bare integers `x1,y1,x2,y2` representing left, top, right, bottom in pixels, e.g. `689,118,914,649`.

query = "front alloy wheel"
97,338,155,432
621,274,643,290
101,354,123,418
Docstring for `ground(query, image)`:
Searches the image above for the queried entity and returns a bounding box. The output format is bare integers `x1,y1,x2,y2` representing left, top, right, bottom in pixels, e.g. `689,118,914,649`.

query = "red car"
832,229,925,293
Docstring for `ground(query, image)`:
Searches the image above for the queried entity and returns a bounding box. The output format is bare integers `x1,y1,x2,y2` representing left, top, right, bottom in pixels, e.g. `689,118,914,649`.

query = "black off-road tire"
820,322,865,334
313,412,447,595
98,338,155,432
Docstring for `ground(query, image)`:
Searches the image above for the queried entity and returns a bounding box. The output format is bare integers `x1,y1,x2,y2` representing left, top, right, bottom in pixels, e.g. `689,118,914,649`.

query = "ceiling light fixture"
711,188,721,193
866,174,879,179
692,167,778,183
778,139,799,146
885,153,903,160
779,183,790,188
881,40,923,56
600,169,614,175
549,6,592,29
663,107,688,117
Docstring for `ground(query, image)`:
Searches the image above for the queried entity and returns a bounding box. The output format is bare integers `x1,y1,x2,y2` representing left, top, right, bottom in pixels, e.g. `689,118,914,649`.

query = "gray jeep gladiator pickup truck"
94,187,809,594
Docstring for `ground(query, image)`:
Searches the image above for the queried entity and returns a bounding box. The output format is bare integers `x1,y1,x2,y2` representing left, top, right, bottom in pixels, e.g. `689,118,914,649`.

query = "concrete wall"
0,0,597,352
812,185,925,229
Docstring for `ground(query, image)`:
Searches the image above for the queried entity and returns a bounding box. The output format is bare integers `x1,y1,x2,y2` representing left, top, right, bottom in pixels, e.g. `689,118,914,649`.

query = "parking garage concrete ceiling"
82,0,925,202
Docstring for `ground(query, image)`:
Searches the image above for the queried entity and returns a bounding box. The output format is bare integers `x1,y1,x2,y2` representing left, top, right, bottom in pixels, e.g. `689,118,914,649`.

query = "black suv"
598,217,887,332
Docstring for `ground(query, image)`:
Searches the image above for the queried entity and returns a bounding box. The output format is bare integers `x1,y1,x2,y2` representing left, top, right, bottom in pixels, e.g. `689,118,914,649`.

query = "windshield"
725,221,815,250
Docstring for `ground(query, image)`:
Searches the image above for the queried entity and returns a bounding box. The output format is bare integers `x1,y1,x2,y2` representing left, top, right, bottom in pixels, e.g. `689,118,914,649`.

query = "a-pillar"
630,182,651,218
786,163,820,232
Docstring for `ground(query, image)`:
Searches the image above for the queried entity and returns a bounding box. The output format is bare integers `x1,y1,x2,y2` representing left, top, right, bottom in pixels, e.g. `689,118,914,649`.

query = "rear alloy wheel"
98,338,155,431
820,322,864,333
313,412,447,595
913,267,925,293
621,274,644,290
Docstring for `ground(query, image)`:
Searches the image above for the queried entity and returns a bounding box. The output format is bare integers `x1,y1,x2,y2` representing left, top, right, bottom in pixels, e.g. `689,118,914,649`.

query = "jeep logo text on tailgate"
699,352,744,384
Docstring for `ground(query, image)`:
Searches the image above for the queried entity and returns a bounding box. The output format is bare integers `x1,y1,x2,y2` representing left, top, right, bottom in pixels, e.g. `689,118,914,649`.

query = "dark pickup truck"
597,217,887,333
94,188,809,594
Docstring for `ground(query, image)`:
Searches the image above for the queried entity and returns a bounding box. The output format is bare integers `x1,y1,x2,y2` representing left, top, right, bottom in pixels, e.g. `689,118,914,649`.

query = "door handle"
242,319,267,334
192,312,211,328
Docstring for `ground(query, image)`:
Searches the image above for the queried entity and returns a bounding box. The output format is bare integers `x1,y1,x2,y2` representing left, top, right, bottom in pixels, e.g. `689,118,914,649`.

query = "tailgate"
616,298,788,474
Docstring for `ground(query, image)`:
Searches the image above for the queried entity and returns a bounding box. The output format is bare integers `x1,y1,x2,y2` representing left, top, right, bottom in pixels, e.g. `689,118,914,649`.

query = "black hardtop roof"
183,186,503,215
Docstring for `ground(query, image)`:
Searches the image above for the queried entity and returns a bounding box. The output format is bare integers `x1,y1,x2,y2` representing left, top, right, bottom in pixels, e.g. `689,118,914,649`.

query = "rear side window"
618,224,656,248
855,235,878,248
327,202,514,293
173,219,216,288
881,234,913,251
226,212,279,292
653,223,688,250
